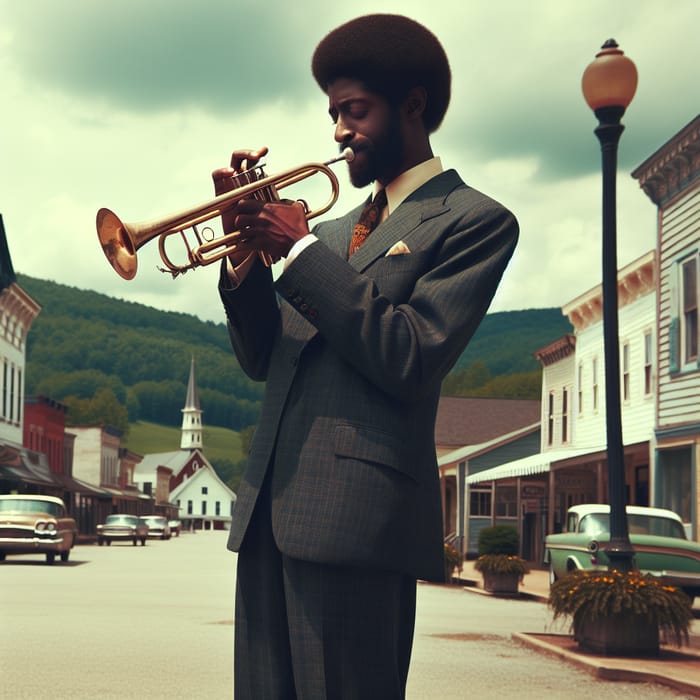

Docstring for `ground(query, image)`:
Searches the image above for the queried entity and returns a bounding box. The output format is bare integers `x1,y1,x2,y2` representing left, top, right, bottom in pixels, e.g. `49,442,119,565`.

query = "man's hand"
211,147,269,266
234,199,310,261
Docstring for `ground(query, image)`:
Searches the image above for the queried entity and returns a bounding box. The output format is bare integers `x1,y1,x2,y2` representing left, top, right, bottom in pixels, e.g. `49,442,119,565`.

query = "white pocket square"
385,240,411,256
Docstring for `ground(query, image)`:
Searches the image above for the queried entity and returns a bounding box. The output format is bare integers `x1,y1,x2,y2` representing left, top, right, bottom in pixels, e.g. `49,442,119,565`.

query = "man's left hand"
234,199,310,260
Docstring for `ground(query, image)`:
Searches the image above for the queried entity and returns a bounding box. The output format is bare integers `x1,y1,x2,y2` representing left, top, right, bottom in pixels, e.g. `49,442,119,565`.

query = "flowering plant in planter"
473,525,528,593
444,542,462,582
473,553,529,578
549,569,693,649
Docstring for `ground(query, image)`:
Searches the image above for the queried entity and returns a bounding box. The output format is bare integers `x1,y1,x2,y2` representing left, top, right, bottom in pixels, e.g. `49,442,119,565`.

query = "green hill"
123,420,245,462
17,273,571,431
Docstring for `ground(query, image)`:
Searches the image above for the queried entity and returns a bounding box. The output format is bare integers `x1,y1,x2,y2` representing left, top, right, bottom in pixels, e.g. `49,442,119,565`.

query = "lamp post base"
605,540,636,573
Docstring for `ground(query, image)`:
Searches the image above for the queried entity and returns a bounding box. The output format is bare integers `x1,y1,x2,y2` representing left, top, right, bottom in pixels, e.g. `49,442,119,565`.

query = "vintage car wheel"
0,551,5,561
46,552,56,565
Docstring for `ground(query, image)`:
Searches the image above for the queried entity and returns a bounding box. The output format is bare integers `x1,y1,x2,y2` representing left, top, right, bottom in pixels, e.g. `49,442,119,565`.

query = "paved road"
0,531,693,699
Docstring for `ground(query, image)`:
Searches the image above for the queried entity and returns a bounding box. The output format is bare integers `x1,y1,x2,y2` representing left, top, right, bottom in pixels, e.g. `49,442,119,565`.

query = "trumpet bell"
97,208,138,280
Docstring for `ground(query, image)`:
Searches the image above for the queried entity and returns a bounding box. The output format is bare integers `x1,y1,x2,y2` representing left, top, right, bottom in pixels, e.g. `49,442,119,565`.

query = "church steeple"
180,355,203,451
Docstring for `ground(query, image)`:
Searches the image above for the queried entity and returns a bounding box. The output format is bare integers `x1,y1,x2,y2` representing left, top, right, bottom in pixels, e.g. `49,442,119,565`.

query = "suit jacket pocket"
368,250,431,302
334,422,419,483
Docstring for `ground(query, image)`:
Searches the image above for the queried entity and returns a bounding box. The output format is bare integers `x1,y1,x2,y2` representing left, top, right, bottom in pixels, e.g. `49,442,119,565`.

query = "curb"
514,632,700,698
460,578,549,604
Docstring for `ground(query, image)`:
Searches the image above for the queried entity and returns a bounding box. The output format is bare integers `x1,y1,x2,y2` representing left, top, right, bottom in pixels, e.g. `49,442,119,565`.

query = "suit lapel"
349,170,461,272
284,170,464,338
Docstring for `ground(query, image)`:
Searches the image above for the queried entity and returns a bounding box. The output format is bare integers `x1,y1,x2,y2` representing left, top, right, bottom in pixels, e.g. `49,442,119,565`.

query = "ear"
402,86,427,122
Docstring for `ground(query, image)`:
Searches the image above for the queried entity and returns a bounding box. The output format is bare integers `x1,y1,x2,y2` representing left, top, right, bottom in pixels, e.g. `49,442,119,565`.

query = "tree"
442,360,492,395
64,387,130,435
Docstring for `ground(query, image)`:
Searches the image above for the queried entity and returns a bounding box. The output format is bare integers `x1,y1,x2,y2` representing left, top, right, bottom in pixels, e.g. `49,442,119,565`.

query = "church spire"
180,355,203,451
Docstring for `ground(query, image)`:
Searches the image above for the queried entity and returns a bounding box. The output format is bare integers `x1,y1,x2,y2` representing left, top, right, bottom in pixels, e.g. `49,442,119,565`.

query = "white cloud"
0,0,697,324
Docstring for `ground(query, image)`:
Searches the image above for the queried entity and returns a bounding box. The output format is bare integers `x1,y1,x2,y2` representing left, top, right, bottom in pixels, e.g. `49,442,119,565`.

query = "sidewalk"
458,560,700,698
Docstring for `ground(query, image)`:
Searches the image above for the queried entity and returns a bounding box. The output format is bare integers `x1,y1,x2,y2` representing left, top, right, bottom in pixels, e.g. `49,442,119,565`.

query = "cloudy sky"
1,0,697,324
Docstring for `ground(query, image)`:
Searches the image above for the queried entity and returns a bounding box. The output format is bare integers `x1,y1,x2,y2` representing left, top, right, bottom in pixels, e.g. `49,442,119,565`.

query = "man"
214,14,519,699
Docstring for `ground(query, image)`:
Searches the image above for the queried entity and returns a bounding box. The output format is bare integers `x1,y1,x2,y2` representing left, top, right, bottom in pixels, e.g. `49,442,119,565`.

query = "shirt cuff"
284,234,318,271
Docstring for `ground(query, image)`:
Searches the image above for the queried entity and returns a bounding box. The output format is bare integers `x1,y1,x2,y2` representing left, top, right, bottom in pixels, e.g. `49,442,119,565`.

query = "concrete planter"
482,571,520,594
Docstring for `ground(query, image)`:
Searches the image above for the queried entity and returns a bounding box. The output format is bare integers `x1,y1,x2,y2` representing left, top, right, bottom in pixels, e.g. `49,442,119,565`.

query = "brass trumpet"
96,148,354,279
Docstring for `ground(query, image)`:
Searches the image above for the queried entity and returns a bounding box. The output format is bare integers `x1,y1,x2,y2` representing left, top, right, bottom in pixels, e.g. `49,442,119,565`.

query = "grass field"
124,420,244,463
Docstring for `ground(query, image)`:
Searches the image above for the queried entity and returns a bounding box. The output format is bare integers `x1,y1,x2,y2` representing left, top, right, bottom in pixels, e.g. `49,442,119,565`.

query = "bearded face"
327,78,406,189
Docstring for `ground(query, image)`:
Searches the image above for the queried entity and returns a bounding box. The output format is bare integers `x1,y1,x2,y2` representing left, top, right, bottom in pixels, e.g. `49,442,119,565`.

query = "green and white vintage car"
544,504,700,601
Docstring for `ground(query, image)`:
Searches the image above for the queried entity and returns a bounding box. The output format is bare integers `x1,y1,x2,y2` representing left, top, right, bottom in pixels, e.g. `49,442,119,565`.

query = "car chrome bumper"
0,536,65,551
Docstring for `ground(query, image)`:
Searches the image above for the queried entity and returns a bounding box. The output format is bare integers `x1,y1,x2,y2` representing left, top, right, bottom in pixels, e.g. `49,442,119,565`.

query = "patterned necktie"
348,189,387,257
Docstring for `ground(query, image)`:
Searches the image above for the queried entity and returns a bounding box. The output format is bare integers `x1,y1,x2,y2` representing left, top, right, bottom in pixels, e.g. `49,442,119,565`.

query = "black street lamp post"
581,40,638,573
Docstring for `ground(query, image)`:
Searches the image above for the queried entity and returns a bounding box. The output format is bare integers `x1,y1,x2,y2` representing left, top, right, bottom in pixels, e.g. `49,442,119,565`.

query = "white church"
134,356,237,531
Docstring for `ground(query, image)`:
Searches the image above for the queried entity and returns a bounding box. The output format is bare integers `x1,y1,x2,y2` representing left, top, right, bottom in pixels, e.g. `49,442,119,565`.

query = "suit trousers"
234,476,417,700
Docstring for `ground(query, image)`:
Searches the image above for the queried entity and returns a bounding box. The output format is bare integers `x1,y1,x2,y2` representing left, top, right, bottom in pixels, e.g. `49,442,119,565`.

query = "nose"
334,116,353,144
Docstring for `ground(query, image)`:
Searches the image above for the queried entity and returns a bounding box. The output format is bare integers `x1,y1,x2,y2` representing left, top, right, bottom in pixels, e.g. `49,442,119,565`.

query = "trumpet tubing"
97,149,353,279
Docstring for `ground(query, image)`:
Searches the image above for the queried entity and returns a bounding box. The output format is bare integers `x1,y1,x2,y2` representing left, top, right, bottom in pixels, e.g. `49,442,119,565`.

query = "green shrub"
477,525,519,555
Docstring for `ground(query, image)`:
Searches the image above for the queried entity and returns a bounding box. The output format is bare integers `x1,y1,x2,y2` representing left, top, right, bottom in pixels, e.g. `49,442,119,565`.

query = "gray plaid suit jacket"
219,169,518,582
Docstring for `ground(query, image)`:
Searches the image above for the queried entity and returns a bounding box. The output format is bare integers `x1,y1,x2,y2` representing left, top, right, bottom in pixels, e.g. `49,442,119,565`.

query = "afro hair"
311,14,451,133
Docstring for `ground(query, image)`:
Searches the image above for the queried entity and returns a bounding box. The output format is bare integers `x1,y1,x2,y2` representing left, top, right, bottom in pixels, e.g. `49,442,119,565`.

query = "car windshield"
0,499,62,516
105,515,138,526
142,517,165,525
579,512,686,539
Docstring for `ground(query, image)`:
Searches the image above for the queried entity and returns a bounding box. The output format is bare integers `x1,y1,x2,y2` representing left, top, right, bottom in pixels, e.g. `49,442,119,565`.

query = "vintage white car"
140,515,171,540
0,494,78,564
96,514,149,546
544,504,700,601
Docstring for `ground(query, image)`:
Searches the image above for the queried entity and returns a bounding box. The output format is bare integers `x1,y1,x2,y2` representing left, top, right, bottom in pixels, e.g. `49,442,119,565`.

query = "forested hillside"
19,274,262,436
18,274,572,434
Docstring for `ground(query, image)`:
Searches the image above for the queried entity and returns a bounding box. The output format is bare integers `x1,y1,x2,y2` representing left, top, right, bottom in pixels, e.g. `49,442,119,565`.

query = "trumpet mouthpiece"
326,148,354,166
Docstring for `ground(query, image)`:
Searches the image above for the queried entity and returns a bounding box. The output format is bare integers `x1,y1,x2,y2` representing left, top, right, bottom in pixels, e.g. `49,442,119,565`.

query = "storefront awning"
0,444,57,486
466,446,604,485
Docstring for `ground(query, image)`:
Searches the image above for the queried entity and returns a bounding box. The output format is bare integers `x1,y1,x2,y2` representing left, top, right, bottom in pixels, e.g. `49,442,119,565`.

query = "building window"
2,359,7,419
187,500,193,515
202,501,207,515
562,388,569,443
215,501,221,516
577,363,583,415
469,488,491,516
681,257,698,365
8,363,15,422
622,342,630,401
657,447,692,524
202,486,208,495
494,486,517,518
143,482,153,496
644,331,653,395
547,392,554,446
592,357,598,411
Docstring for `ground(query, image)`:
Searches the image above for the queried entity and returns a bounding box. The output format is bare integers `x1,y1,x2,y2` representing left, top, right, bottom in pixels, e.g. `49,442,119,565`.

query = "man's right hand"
211,147,269,266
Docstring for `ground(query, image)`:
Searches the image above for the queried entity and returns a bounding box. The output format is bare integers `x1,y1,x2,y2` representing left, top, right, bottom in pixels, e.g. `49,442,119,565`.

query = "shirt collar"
374,157,443,216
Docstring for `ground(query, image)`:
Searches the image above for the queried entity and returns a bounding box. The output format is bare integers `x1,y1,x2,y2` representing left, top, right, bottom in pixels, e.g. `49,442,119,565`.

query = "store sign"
521,484,545,498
